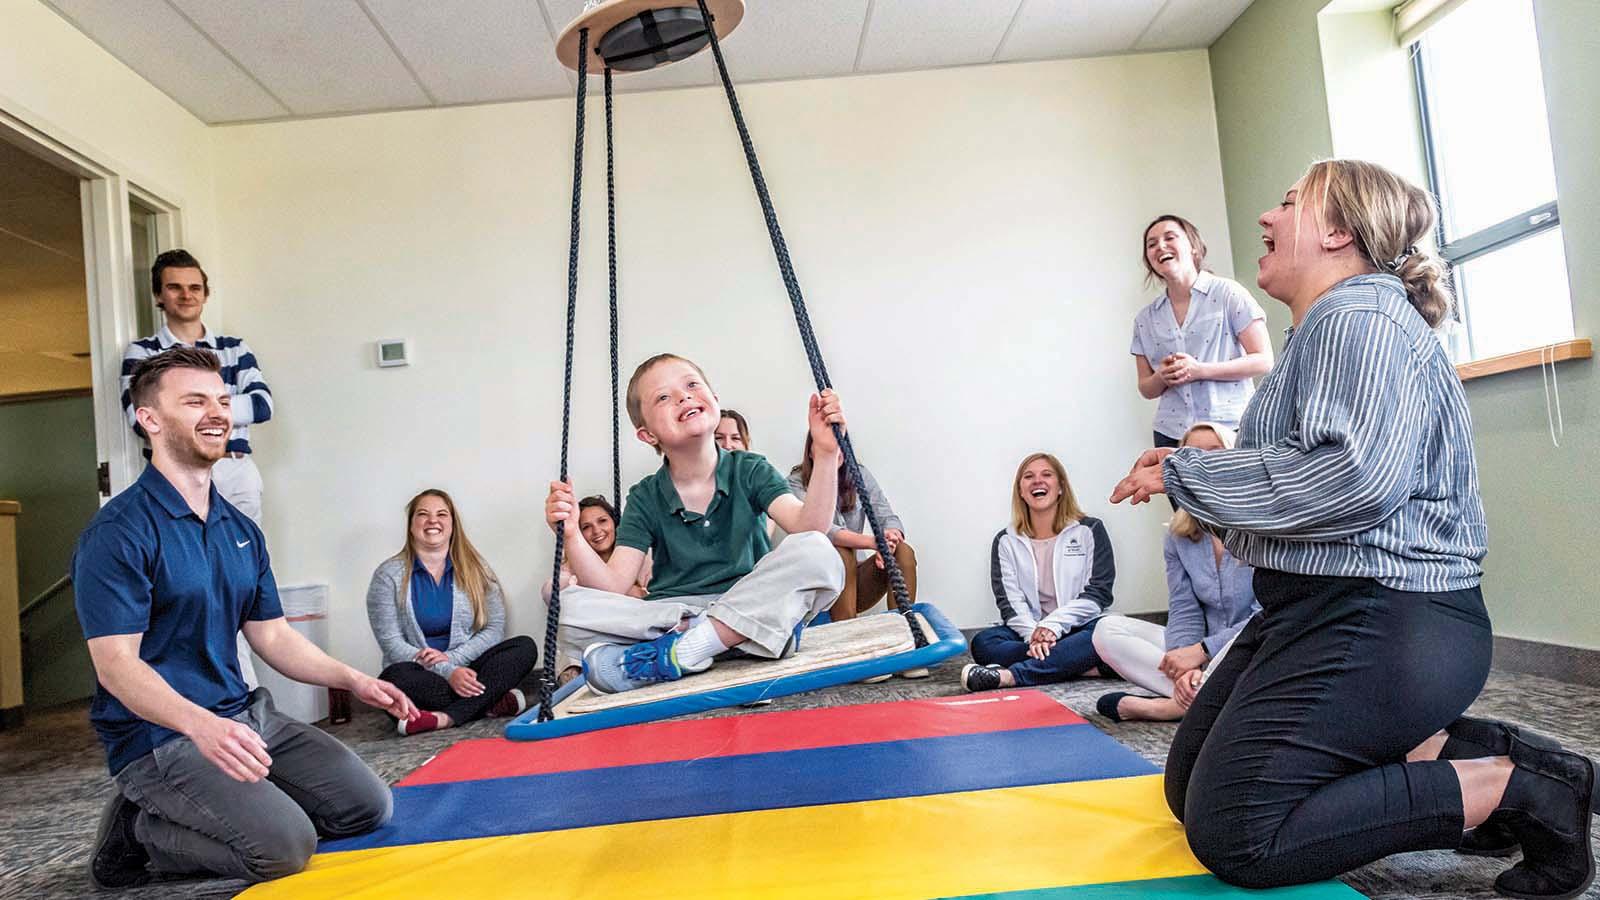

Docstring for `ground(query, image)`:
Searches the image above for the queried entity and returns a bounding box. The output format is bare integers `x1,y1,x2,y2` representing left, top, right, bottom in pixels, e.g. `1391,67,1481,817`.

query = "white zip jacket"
988,517,1116,638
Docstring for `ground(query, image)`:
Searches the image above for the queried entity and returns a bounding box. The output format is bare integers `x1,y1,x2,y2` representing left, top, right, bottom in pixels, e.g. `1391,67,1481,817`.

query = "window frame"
1409,15,1565,362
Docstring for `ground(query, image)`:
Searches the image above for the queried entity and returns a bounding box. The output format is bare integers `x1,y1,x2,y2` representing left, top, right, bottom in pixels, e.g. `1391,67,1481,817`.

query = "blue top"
72,465,283,774
1162,531,1260,658
410,556,456,652
1129,271,1267,440
1165,273,1487,593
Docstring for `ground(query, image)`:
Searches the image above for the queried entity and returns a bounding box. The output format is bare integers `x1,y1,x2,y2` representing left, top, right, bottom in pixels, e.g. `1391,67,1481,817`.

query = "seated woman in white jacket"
1092,422,1261,722
962,452,1115,692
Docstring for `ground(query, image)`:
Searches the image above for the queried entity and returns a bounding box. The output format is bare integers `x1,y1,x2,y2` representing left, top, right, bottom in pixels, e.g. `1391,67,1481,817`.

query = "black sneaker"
960,663,1004,693
89,792,150,890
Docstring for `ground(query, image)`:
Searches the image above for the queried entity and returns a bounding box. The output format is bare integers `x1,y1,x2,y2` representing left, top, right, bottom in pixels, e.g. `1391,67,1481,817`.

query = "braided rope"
694,0,924,646
539,28,589,723
606,66,622,512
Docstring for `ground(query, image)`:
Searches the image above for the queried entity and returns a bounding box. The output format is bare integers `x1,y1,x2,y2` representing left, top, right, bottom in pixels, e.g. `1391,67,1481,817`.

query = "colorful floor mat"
240,691,1366,899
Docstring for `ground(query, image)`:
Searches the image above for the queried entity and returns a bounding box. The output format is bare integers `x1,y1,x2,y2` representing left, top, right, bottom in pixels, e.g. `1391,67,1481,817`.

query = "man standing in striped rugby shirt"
121,249,275,686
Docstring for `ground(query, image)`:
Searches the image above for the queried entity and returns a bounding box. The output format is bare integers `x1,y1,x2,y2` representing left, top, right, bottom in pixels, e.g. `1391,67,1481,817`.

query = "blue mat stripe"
325,722,1157,852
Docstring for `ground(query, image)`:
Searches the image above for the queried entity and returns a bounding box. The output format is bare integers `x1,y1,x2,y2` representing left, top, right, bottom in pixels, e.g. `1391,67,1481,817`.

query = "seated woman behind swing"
962,452,1114,692
543,354,847,694
786,432,916,622
542,494,652,683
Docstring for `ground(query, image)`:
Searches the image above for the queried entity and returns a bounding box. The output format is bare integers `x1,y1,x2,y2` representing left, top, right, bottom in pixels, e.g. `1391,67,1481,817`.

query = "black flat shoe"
1492,731,1596,900
89,792,151,891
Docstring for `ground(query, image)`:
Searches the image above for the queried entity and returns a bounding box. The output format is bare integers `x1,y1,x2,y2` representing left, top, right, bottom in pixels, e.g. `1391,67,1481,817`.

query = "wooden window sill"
1456,338,1591,382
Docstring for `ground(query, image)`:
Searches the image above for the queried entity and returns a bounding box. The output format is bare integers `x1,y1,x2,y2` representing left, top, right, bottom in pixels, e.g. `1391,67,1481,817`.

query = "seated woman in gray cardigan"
366,489,537,735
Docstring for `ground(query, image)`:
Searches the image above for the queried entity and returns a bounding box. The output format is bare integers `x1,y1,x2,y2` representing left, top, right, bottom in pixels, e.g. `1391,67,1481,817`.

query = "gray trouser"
113,688,391,884
556,530,845,670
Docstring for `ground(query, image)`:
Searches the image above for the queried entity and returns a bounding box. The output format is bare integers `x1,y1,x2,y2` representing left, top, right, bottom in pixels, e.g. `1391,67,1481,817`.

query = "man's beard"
158,425,227,468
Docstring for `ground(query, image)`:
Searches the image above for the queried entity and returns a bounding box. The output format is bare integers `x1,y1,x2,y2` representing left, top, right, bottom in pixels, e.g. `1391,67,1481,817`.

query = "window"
1412,0,1572,362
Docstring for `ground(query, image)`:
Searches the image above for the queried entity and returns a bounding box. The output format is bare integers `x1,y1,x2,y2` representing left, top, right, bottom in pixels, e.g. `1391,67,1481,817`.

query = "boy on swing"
543,353,846,693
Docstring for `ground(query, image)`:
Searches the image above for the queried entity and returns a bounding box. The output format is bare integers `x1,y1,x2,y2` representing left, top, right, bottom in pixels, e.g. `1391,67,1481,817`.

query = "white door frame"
0,99,186,498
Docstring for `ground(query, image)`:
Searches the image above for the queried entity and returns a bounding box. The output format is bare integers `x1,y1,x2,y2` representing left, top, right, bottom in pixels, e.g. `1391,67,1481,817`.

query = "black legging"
379,636,539,726
1166,569,1491,888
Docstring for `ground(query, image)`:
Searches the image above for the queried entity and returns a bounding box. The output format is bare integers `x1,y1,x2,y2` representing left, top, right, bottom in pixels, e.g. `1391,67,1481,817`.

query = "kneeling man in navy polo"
75,346,415,890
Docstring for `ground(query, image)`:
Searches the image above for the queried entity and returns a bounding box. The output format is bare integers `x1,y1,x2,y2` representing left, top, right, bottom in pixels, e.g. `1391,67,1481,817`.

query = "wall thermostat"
376,339,410,368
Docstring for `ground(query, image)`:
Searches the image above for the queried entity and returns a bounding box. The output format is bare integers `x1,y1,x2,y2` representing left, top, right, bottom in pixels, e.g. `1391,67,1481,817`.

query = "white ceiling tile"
857,0,1022,73
720,0,869,82
362,0,571,104
1134,0,1256,51
995,0,1166,62
167,0,431,115
43,0,290,122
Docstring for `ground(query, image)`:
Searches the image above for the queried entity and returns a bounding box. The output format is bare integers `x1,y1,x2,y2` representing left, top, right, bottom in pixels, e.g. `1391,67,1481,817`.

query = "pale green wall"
0,397,99,707
1209,0,1600,649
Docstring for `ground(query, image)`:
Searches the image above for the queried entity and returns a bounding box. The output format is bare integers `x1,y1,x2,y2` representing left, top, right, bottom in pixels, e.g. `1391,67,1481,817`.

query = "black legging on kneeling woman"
379,635,538,725
1164,569,1491,887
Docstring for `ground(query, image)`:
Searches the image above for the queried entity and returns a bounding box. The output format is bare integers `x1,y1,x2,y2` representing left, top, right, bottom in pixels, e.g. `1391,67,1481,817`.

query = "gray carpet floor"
2,661,1596,899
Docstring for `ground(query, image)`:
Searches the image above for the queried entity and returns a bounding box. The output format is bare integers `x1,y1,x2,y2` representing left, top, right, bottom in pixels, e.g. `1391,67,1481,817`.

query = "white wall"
212,51,1235,672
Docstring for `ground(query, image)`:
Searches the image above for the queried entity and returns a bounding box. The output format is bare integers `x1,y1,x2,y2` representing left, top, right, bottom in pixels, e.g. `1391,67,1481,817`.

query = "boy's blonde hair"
625,355,716,458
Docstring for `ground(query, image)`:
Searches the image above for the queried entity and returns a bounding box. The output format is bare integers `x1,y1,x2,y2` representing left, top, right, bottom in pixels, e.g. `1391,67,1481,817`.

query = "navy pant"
969,619,1104,686
1165,569,1491,888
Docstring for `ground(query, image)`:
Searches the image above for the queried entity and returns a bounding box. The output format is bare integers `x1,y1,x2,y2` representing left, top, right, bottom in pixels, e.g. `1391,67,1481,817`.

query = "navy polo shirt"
73,464,283,774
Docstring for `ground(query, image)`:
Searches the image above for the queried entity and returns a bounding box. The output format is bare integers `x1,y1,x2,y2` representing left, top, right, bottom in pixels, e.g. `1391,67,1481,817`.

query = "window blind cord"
1540,343,1564,448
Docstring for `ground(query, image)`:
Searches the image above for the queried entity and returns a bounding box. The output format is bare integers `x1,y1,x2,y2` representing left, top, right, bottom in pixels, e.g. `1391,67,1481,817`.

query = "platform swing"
506,0,966,741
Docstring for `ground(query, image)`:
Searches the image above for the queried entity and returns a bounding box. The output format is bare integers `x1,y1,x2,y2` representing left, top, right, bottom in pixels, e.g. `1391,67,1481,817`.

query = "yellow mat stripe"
241,775,1204,900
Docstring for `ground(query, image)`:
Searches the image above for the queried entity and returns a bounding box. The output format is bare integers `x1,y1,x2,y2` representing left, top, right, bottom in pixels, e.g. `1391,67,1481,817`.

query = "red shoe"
397,711,442,736
488,689,527,718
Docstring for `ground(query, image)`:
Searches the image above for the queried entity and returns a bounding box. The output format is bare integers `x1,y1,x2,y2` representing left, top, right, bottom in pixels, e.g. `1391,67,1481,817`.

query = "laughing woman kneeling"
367,490,537,736
1111,159,1593,897
963,452,1114,693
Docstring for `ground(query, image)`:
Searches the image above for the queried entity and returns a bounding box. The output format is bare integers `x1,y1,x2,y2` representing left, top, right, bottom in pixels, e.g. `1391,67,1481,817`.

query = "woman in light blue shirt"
1131,214,1274,446
1092,423,1258,723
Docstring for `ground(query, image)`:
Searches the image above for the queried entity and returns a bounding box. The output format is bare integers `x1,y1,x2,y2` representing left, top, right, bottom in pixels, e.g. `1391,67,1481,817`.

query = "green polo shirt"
615,449,793,599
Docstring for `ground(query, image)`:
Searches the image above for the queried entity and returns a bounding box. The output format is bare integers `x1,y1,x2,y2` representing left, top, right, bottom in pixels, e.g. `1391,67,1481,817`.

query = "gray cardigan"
366,556,507,677
786,462,905,538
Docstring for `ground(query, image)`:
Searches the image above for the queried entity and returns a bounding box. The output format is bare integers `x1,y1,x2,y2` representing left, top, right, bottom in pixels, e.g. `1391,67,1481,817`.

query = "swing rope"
692,0,925,646
539,27,589,724
606,65,622,512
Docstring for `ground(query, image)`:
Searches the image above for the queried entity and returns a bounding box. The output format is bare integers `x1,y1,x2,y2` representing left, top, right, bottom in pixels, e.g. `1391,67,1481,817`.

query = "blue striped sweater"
1164,273,1486,593
120,325,274,455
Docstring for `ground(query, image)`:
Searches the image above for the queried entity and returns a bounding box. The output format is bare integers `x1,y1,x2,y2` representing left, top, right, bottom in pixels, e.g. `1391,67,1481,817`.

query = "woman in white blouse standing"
1131,215,1274,448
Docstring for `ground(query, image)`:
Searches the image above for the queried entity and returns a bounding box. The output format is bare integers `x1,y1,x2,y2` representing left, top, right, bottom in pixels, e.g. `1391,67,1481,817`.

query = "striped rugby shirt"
1163,273,1486,593
121,324,274,455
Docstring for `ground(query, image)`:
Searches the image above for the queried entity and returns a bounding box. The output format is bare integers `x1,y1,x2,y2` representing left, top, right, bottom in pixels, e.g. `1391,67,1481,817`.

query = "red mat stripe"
398,690,1085,786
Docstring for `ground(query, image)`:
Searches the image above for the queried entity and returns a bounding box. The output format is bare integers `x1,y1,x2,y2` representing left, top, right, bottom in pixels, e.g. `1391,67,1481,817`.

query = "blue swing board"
505,603,967,741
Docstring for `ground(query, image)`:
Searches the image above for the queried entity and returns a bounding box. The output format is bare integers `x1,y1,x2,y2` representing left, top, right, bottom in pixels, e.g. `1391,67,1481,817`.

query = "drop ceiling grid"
1135,0,1257,51
364,0,571,104
166,0,430,115
41,0,290,122
855,0,1022,73
997,0,1168,63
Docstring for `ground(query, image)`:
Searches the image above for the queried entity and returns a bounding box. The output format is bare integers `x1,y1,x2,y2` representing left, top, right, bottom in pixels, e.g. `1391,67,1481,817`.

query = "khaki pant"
214,454,264,689
830,541,918,621
555,531,844,671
